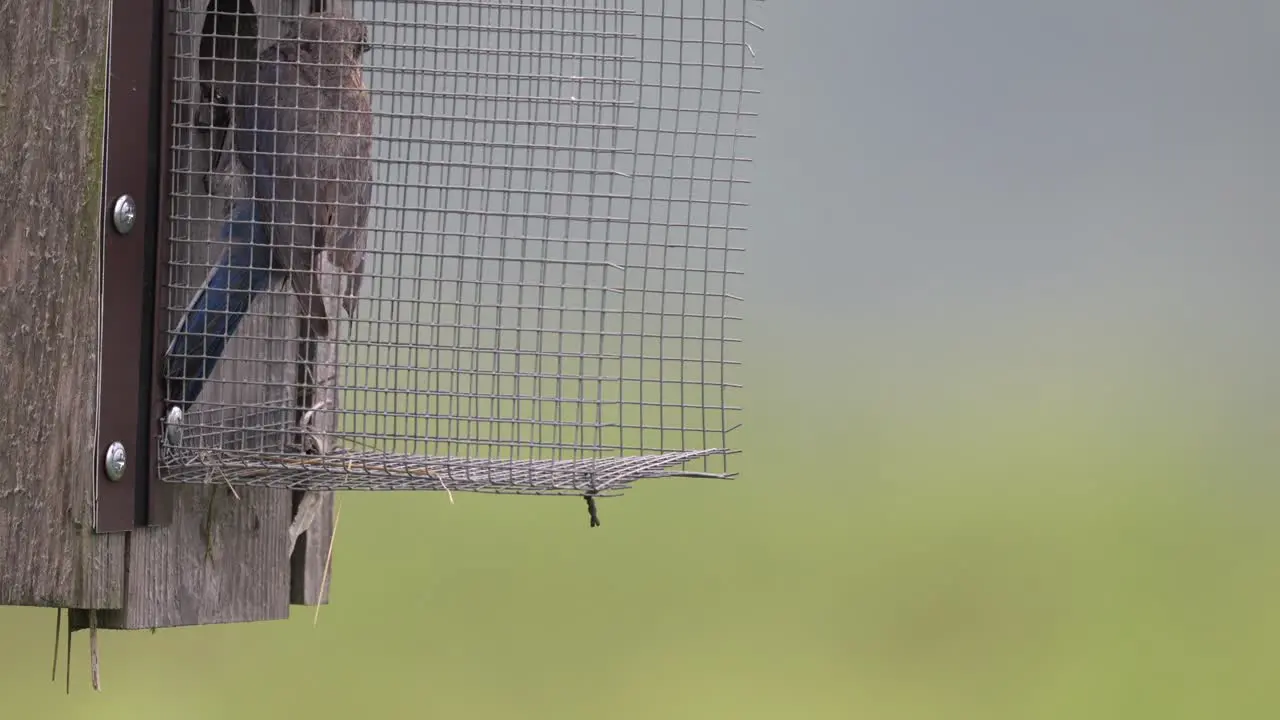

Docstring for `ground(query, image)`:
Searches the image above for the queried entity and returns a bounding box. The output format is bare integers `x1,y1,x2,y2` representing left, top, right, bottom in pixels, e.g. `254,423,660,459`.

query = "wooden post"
290,252,344,605
0,0,127,610
93,0,335,628
3,0,342,627
287,0,357,607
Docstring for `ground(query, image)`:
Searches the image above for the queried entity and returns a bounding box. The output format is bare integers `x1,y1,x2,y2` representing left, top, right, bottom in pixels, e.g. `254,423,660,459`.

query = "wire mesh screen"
160,0,760,495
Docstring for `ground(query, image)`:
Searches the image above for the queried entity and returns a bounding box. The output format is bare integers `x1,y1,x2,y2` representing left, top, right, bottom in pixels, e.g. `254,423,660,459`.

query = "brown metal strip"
96,0,164,533
147,0,177,526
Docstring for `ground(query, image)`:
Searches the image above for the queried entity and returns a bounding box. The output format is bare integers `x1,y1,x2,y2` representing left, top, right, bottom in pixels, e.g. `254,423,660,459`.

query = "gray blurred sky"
749,0,1279,361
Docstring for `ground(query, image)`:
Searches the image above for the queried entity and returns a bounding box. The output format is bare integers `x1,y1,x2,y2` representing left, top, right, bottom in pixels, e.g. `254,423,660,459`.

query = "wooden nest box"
1,0,758,633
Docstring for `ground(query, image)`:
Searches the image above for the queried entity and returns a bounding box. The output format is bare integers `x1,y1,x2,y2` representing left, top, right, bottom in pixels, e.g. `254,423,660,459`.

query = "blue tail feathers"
165,198,277,411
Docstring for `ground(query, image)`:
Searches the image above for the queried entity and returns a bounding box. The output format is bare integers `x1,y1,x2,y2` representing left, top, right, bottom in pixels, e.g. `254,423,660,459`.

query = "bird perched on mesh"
165,12,373,414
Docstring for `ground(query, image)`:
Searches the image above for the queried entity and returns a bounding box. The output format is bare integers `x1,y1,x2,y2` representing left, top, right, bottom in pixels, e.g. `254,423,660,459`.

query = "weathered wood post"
1,0,337,629
0,0,125,612
102,0,327,629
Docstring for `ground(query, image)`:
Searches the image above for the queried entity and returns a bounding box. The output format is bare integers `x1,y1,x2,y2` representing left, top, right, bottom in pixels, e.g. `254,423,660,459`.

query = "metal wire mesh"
160,0,760,495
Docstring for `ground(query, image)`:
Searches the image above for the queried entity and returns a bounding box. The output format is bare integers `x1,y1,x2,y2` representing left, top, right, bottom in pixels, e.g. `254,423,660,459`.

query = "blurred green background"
4,334,1280,717
7,0,1280,717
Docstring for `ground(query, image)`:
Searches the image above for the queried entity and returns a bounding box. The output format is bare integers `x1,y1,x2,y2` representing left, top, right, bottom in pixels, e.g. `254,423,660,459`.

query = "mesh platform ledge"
159,447,734,495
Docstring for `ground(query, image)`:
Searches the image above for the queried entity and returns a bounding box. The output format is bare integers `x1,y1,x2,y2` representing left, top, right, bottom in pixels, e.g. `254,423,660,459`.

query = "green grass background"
2,324,1278,718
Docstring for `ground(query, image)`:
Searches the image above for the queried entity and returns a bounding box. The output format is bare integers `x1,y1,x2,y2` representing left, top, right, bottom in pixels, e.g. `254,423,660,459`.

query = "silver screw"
164,406,184,448
112,195,136,234
104,441,127,481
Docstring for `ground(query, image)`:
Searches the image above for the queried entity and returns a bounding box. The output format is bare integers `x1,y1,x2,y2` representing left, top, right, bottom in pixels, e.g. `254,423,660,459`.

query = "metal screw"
104,441,127,481
164,406,184,449
112,195,136,234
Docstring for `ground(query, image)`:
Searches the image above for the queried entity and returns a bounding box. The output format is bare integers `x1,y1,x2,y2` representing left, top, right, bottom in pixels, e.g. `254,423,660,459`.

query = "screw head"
164,406,184,448
112,195,136,234
104,441,127,481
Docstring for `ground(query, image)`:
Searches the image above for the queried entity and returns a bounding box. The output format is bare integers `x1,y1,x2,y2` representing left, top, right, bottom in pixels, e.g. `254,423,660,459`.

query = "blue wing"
164,197,277,411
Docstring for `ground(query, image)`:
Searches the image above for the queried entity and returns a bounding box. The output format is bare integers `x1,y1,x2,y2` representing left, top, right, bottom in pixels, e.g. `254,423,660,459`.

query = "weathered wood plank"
289,251,344,606
290,492,336,605
285,0,355,607
94,0,301,629
0,0,126,609
289,0,355,609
